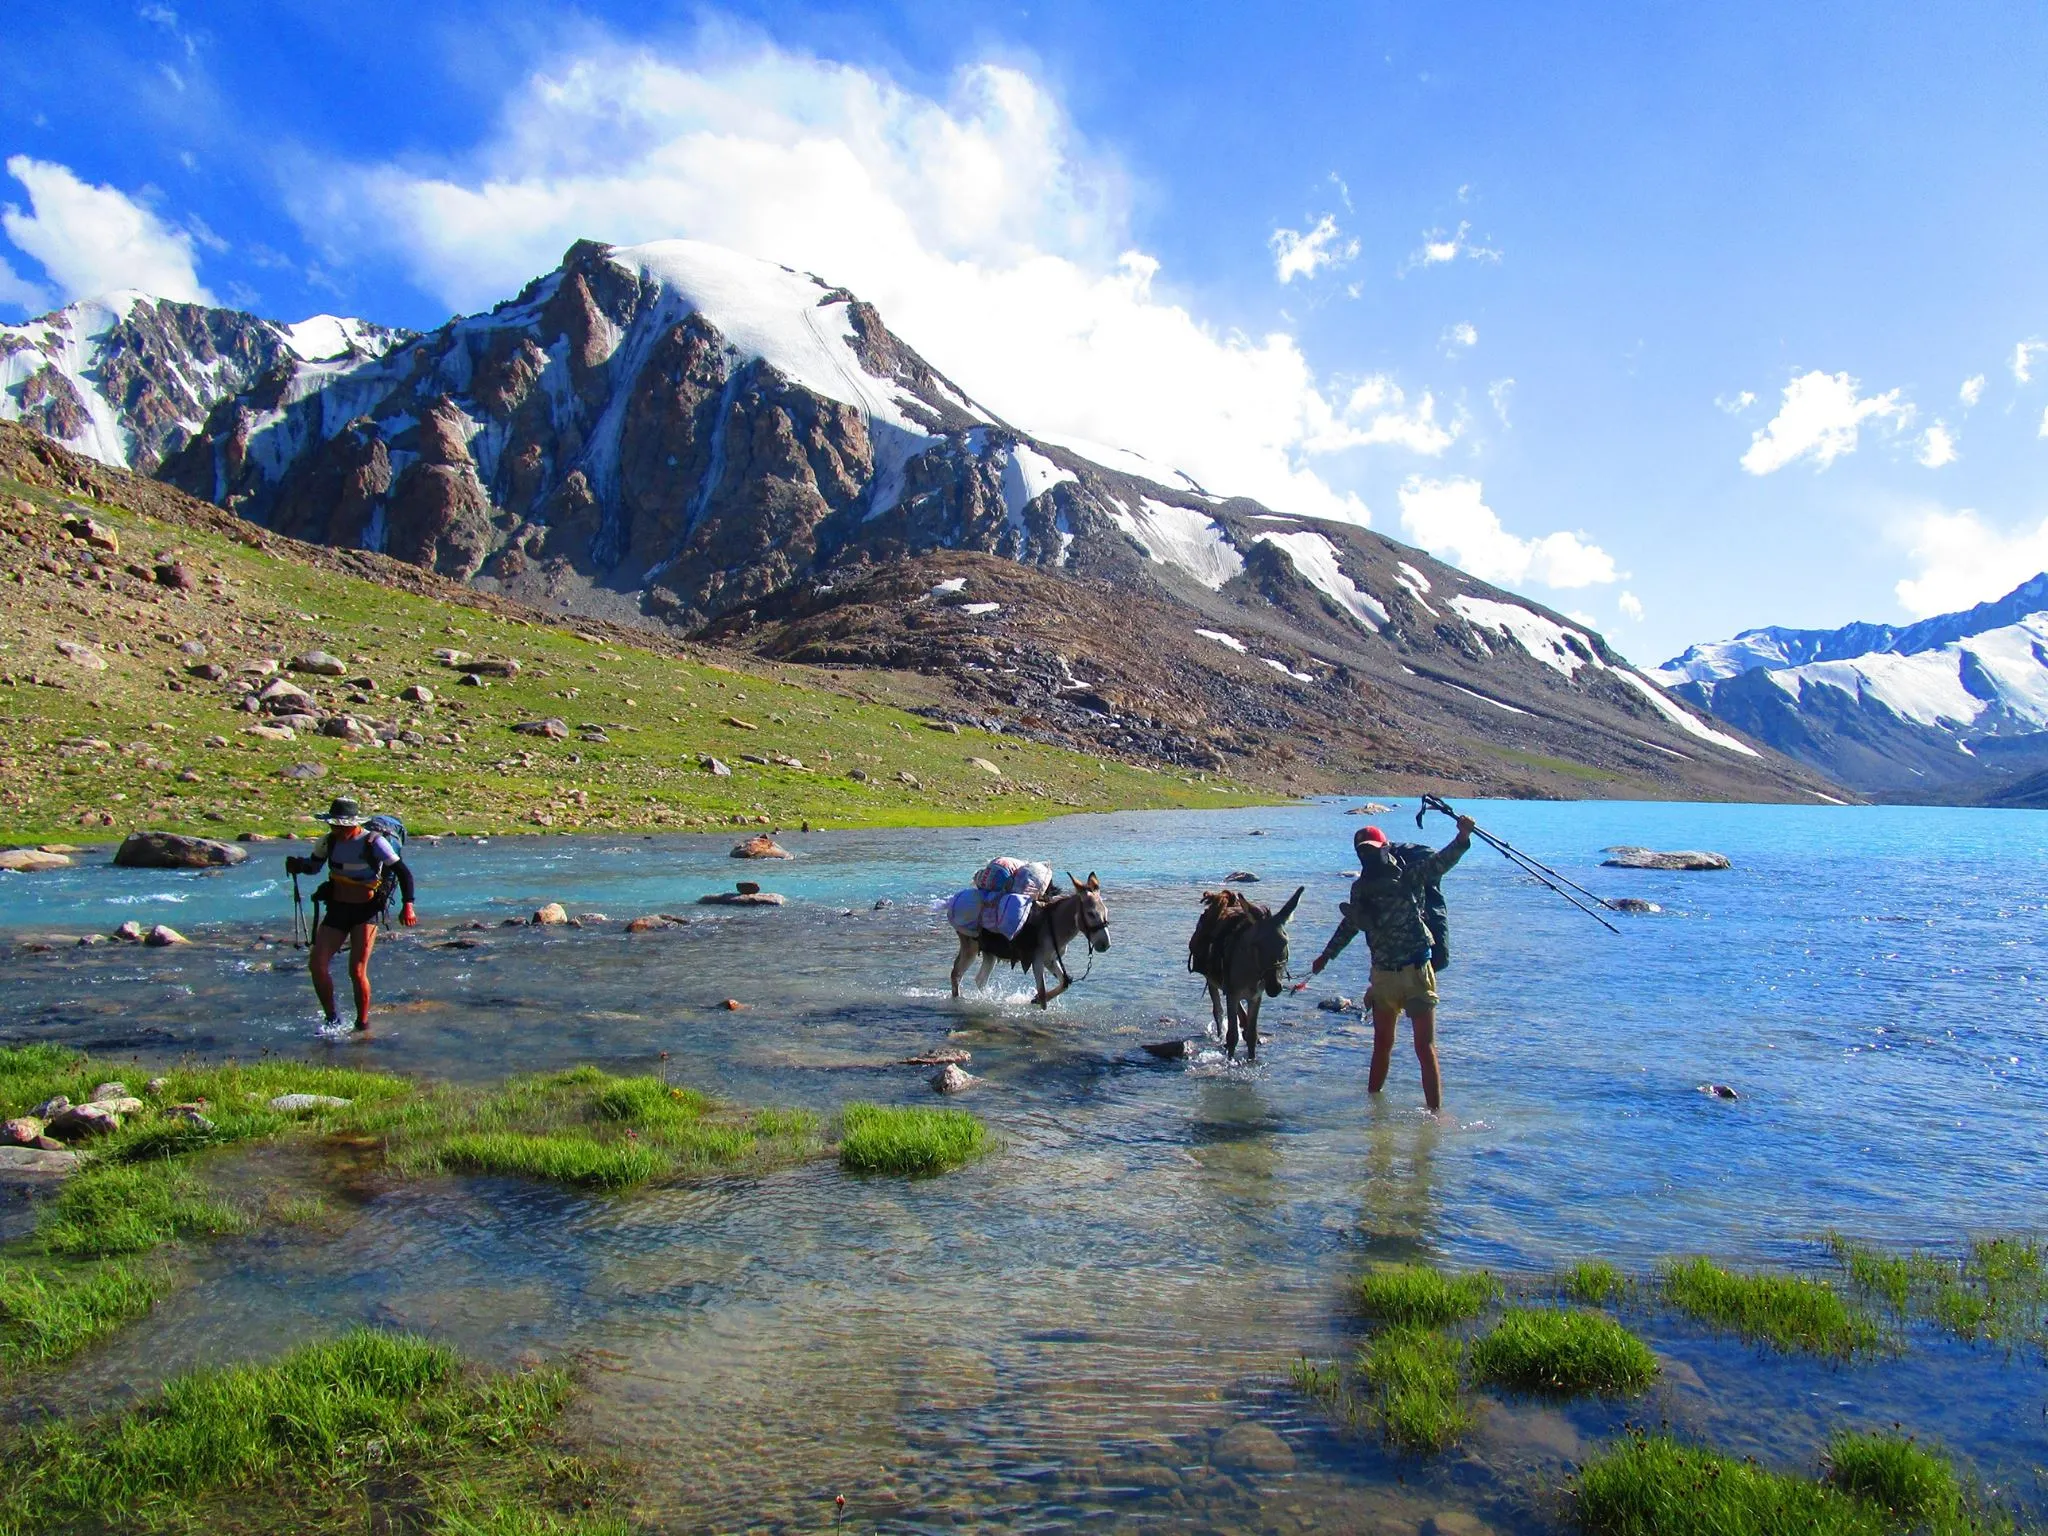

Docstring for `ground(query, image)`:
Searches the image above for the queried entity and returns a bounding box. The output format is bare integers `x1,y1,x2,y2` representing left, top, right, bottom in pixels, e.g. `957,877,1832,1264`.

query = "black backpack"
1389,842,1451,972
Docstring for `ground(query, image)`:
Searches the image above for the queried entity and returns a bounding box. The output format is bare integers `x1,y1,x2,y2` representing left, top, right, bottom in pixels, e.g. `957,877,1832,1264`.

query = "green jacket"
1315,831,1469,971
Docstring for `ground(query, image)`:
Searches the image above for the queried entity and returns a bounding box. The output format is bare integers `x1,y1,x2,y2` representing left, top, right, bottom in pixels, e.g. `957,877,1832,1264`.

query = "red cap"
1356,825,1388,846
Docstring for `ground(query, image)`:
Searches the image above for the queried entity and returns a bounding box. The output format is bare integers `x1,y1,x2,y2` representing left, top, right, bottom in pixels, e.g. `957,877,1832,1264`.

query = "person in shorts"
1310,815,1472,1111
286,797,416,1031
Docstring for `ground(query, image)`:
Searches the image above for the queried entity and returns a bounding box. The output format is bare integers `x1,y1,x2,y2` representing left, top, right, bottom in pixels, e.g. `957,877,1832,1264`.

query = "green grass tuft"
1354,1264,1496,1329
1359,1325,1468,1452
1662,1257,1881,1356
1566,1260,1623,1305
838,1102,989,1176
1825,1431,1960,1523
434,1133,670,1191
590,1076,711,1128
0,1328,605,1535
0,1261,158,1371
38,1161,250,1259
1577,1433,1890,1536
1470,1307,1658,1397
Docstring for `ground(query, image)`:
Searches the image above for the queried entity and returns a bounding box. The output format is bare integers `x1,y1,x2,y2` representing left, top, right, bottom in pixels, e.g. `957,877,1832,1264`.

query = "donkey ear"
1087,871,1100,890
1068,872,1083,890
1272,885,1305,925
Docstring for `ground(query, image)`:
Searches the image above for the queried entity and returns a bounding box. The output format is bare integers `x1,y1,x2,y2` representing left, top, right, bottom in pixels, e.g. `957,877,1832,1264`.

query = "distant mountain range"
1656,574,2048,805
0,238,1837,804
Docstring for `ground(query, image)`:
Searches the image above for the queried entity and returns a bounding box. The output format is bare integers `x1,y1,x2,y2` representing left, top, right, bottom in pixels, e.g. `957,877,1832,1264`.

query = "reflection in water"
2,801,2045,1529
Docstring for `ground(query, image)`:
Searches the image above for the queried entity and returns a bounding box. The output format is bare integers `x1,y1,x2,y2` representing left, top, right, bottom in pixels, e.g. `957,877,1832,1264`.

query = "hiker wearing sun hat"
285,797,417,1032
1309,814,1472,1111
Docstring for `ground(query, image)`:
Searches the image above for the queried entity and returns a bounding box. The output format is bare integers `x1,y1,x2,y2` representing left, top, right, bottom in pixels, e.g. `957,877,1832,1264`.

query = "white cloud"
1270,213,1356,284
1488,377,1514,425
1916,423,1957,468
293,39,1421,524
2039,404,2048,439
1405,220,1500,271
1715,390,1756,414
1617,590,1644,621
1397,475,1618,589
1303,375,1455,456
1894,506,2048,617
0,252,51,313
1739,369,1907,475
1,156,213,304
1441,321,1477,354
1959,374,1984,408
2013,340,2046,384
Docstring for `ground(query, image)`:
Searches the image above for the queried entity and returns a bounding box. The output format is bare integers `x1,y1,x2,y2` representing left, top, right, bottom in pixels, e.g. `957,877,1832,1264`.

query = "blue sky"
3,1,2045,663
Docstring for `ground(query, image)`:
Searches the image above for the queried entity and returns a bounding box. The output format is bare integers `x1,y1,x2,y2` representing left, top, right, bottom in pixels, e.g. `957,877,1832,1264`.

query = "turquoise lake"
1,798,2043,1532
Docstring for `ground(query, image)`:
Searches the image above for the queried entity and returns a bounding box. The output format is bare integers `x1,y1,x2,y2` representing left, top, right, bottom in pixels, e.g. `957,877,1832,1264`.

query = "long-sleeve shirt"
1314,831,1469,971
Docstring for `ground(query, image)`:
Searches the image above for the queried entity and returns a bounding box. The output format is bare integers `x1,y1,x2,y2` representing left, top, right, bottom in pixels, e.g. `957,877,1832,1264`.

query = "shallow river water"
2,799,2045,1532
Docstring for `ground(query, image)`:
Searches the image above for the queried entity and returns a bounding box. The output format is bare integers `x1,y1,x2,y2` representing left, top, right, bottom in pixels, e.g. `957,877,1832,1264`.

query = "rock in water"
1223,870,1259,883
1609,897,1662,914
1601,847,1732,871
1316,996,1356,1012
731,834,791,859
902,1048,971,1066
0,848,72,871
112,921,145,942
1210,1422,1295,1474
932,1063,977,1094
115,831,247,868
1141,1040,1191,1060
532,902,569,925
1698,1083,1740,1100
698,888,786,905
145,925,188,947
269,1094,351,1112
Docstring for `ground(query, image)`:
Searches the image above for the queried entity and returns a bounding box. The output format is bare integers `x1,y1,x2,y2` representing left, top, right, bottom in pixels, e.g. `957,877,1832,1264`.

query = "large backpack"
1389,842,1451,972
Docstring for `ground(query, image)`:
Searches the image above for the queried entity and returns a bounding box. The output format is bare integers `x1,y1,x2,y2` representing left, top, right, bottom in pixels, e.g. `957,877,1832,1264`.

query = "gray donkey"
1188,885,1304,1061
951,873,1112,1007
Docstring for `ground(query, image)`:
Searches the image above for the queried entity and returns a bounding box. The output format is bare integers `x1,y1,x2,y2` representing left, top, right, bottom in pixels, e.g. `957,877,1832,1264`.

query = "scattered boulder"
926,720,960,734
0,848,71,872
512,718,570,740
847,767,869,783
30,1095,71,1119
624,915,675,933
931,1063,977,1094
188,661,227,681
89,1082,130,1102
464,657,521,678
146,1077,169,1095
1211,1422,1295,1475
269,1093,352,1112
432,648,468,666
904,1048,972,1066
244,723,296,741
166,1106,216,1132
115,831,247,868
400,684,435,704
55,639,108,670
63,513,118,552
735,881,761,896
319,715,373,742
457,673,487,687
723,715,759,730
154,561,196,590
967,756,1003,776
533,902,569,925
45,1102,122,1141
111,922,144,943
0,1145,82,1186
698,888,787,906
1141,1040,1192,1060
178,639,206,657
1601,847,1731,871
146,924,188,947
731,834,791,859
897,771,921,788
1317,996,1356,1012
723,998,745,1011
701,755,733,776
2,1117,43,1146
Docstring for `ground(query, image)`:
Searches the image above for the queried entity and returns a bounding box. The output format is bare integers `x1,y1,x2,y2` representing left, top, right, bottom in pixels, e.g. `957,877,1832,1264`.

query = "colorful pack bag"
983,891,1034,940
1005,861,1053,901
947,888,984,936
975,856,1026,893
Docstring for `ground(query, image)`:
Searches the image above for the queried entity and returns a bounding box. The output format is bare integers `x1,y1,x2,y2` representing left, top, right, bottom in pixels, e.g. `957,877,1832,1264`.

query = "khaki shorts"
1367,961,1439,1015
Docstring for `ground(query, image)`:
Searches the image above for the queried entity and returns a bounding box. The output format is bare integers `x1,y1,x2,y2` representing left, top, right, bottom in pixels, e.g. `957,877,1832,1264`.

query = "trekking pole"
1416,794,1621,934
291,872,306,947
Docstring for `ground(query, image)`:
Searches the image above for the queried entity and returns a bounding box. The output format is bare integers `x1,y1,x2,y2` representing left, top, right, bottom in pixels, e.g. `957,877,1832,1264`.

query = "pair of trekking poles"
1415,793,1621,934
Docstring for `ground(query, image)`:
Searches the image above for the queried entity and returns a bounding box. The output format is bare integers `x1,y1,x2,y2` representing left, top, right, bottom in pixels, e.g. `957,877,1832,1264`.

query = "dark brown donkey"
1188,885,1304,1060
951,873,1112,1007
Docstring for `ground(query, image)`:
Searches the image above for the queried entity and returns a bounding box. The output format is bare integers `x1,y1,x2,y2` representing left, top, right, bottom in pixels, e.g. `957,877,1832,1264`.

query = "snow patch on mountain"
1256,529,1390,630
1000,441,1076,522
1612,669,1760,756
1035,429,1209,496
1447,595,1598,676
1395,560,1438,613
1195,628,1247,653
1773,616,2048,736
1262,657,1314,682
280,314,404,362
1108,497,1245,589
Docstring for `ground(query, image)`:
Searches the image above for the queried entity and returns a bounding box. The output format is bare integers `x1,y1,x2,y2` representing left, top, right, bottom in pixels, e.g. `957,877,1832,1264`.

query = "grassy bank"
0,477,1258,842
0,1329,629,1536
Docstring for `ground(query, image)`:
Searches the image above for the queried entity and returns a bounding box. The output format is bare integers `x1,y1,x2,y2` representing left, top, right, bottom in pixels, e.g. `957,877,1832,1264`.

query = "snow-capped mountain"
1660,574,2048,803
21,237,1829,802
0,293,407,475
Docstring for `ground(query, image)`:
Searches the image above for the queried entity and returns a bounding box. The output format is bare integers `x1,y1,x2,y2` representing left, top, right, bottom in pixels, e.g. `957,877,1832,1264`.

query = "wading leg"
975,953,996,989
1224,994,1241,1058
1368,1002,1400,1094
1244,994,1261,1062
1207,980,1224,1038
308,924,345,1024
347,923,378,1031
1409,1006,1442,1111
951,936,976,997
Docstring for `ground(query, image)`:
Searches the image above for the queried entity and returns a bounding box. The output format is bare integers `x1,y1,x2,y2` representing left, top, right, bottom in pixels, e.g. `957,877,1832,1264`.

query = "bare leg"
951,936,975,997
1409,1005,1442,1111
1368,1001,1400,1094
308,925,344,1023
348,923,378,1030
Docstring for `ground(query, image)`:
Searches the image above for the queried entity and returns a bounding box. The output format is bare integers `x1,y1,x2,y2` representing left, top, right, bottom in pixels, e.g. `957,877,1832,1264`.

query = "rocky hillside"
0,422,1246,841
40,238,1835,802
1657,574,2048,804
0,293,405,475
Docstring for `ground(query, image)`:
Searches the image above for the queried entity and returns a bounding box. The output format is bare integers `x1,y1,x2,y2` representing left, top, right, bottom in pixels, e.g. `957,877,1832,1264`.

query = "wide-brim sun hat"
316,796,368,824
